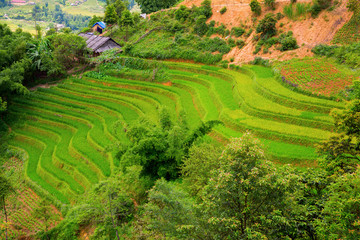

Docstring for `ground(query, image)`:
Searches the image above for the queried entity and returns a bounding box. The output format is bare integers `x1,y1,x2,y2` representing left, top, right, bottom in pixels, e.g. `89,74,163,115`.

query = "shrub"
231,27,245,37
227,38,236,48
310,3,322,17
264,0,275,10
220,7,227,14
256,13,277,39
311,44,338,57
236,39,245,49
175,5,190,21
194,15,208,36
198,0,213,19
251,56,271,66
276,12,284,20
279,32,298,51
196,37,231,54
250,0,262,16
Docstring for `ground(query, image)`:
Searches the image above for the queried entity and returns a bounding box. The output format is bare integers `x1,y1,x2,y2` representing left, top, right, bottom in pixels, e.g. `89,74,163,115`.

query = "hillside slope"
180,0,353,62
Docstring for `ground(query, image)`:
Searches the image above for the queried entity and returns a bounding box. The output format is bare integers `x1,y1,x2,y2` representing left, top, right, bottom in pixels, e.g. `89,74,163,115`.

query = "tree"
136,0,178,14
318,100,360,175
118,10,134,41
140,179,205,239
114,0,126,19
193,15,208,36
317,168,360,239
200,132,298,239
104,4,118,25
52,33,89,70
117,108,221,180
32,4,41,28
264,0,275,10
181,143,222,196
88,15,102,28
0,174,14,240
250,0,261,16
256,13,277,38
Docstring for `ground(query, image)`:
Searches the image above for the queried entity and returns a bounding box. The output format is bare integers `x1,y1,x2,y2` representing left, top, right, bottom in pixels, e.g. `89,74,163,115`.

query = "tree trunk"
108,193,120,240
3,197,8,240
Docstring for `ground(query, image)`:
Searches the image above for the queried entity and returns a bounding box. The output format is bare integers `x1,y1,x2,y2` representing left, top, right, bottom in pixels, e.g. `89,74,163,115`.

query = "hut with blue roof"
92,21,106,34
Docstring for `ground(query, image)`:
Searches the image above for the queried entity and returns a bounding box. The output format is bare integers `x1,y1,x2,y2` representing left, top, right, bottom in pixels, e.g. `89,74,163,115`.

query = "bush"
197,0,213,19
264,0,275,10
256,13,277,39
196,37,231,54
279,32,298,51
193,15,208,36
251,56,271,66
276,12,284,20
175,5,190,21
236,39,245,49
227,38,236,48
311,44,338,57
231,27,245,37
310,3,322,17
220,7,227,14
250,0,261,16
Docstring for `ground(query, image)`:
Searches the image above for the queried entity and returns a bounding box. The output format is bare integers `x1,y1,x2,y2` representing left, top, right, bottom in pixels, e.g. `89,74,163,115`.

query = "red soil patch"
161,81,173,86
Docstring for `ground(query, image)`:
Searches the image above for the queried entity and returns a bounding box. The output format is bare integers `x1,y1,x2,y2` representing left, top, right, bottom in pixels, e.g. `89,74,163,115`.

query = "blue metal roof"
92,21,106,29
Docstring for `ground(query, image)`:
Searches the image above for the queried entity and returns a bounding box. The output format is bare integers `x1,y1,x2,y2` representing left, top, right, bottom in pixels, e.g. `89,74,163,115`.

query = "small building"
79,33,122,54
140,13,147,19
28,2,35,5
92,21,106,34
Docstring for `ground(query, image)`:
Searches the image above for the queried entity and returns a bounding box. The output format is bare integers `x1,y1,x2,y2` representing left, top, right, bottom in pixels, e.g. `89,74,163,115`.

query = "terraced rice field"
2,61,343,206
277,58,357,96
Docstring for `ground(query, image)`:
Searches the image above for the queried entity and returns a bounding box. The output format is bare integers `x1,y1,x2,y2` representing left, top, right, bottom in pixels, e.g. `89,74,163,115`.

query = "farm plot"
2,61,343,209
277,58,357,97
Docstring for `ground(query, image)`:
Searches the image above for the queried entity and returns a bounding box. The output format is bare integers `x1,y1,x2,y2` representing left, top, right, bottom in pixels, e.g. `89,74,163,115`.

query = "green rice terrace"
2,61,344,204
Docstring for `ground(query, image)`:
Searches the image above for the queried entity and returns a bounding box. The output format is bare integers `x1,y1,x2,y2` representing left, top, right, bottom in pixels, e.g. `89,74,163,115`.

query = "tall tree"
318,99,360,175
119,10,134,41
0,174,14,240
200,132,298,239
114,0,126,18
104,4,118,25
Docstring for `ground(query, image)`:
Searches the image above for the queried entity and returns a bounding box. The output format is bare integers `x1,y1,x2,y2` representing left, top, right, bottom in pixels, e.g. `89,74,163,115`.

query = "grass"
2,61,344,206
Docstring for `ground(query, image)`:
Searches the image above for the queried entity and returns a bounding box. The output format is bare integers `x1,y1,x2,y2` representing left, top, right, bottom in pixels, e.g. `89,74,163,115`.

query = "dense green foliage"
108,1,238,65
136,0,178,14
250,0,261,16
312,43,360,68
0,24,31,113
117,108,221,179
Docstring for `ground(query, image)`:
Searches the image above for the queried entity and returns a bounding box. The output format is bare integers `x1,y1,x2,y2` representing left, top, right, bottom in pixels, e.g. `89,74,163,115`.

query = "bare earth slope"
180,0,353,63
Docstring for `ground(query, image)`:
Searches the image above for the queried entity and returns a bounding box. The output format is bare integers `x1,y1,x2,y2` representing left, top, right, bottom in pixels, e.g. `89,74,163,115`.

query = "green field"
1,61,343,207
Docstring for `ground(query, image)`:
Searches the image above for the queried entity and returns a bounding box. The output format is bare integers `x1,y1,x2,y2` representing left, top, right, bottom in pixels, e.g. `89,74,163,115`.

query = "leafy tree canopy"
117,108,221,180
136,0,179,14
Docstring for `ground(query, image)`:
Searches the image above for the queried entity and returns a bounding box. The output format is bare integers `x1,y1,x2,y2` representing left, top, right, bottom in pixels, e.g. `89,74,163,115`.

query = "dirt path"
29,82,59,91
